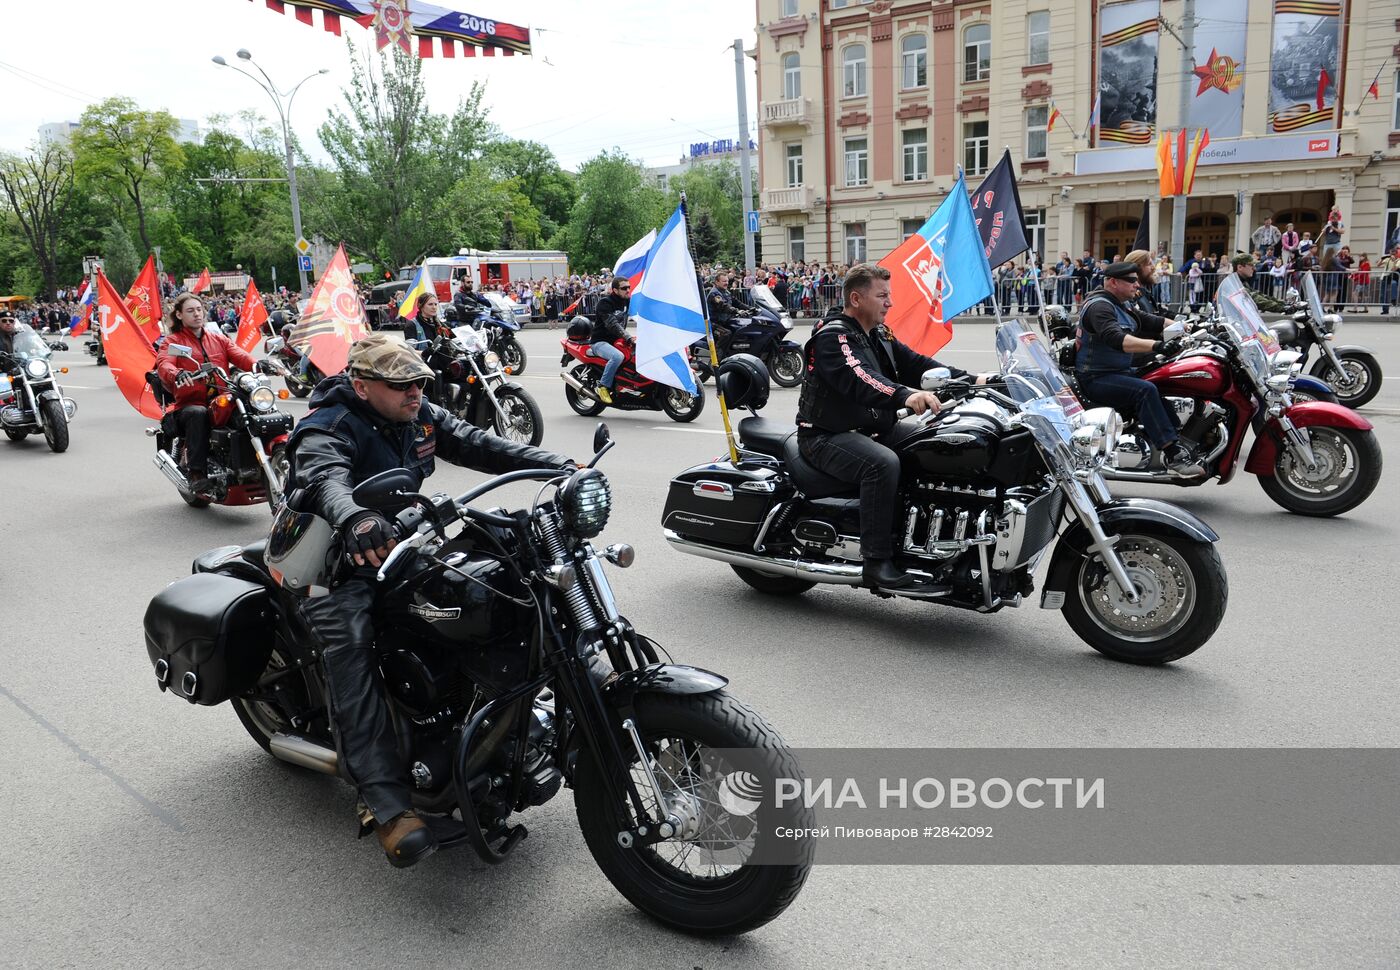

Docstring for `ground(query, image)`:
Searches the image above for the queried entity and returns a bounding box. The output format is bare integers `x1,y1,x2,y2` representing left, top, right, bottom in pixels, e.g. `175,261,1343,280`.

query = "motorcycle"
422,323,545,446
662,327,1229,666
262,312,323,399
560,327,706,423
692,285,804,388
85,328,106,365
0,322,77,453
1055,275,1381,518
140,425,813,934
1268,272,1382,409
461,293,528,375
147,351,294,510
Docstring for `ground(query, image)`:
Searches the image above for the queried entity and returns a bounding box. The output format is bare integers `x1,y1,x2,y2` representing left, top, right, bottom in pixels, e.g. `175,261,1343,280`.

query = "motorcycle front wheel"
499,338,528,375
1258,425,1382,517
573,690,813,936
491,386,545,446
1311,352,1381,409
1060,533,1228,665
767,347,804,388
661,385,705,423
39,399,69,453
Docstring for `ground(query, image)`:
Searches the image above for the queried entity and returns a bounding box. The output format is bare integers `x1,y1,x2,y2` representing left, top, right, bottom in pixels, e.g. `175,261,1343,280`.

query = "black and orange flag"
287,244,369,376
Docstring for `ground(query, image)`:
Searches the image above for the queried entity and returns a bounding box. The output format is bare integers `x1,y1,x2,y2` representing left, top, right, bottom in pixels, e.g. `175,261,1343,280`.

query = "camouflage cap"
346,332,435,383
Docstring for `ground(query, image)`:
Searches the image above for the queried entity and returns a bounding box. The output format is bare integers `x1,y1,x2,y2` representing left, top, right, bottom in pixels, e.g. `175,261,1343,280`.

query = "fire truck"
399,249,569,301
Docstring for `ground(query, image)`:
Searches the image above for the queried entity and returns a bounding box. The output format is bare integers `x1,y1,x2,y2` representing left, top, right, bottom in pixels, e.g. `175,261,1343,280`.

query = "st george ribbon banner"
1269,0,1344,133
1097,0,1160,145
1188,0,1248,137
245,0,531,57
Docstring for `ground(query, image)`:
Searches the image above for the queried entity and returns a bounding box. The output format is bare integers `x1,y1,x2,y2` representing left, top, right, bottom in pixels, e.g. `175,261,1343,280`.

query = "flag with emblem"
969,150,1030,270
192,267,212,294
236,278,270,352
631,204,702,393
288,244,370,376
94,270,163,420
125,254,162,345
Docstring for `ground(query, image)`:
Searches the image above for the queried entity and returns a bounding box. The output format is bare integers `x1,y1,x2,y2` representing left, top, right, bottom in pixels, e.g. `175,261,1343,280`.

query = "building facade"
37,118,204,149
754,0,1400,268
646,141,759,192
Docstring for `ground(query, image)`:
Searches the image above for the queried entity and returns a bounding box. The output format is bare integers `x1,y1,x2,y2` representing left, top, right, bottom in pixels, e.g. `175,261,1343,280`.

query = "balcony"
761,97,813,129
762,186,814,212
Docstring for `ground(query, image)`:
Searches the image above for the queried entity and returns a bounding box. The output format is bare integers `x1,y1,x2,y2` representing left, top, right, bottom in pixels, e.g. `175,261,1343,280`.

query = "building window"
1026,105,1049,160
844,136,869,186
842,44,867,98
902,128,928,182
1025,207,1046,259
963,23,990,83
1385,190,1400,253
844,222,867,264
788,226,806,263
1027,11,1050,66
901,34,928,90
782,52,801,100
901,218,925,239
785,144,804,187
781,0,798,17
963,120,989,175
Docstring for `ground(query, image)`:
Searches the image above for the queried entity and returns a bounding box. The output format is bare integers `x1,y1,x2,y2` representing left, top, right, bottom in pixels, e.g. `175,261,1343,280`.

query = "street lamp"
212,50,328,295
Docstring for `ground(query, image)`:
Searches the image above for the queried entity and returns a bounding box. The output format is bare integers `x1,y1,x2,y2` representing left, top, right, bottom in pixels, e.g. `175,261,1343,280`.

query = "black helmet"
1045,304,1070,326
716,353,770,411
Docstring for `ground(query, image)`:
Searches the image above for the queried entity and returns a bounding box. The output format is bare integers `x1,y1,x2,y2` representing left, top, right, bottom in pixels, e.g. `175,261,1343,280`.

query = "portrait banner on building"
1187,0,1248,137
1268,0,1344,133
1097,0,1160,145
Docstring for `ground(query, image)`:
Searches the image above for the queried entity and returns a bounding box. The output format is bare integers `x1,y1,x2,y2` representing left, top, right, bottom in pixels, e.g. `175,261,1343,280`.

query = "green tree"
558,150,667,272
483,139,575,244
666,160,755,265
99,220,140,290
0,145,76,297
691,212,721,263
70,97,184,253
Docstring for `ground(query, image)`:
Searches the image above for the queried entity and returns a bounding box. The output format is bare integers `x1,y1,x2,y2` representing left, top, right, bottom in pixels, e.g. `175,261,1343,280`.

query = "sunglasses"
382,377,429,392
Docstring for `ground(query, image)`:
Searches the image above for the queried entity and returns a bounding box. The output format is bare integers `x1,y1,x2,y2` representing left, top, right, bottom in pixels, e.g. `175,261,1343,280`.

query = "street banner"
1097,0,1160,145
969,150,1030,270
1269,0,1344,133
193,267,212,294
288,244,369,377
244,0,532,57
631,206,702,394
94,270,163,420
235,278,270,353
1187,0,1247,137
126,254,163,345
879,172,994,357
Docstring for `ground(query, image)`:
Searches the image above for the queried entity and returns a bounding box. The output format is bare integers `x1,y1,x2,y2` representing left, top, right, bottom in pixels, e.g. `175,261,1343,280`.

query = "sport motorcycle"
662,325,1229,666
459,293,528,375
560,327,706,423
422,324,545,446
0,322,77,452
1268,272,1382,409
692,285,804,388
141,425,813,934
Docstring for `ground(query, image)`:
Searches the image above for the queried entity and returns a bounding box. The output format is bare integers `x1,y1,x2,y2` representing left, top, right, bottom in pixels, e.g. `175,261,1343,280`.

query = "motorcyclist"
1075,261,1203,478
155,294,258,493
588,276,631,404
1224,253,1289,312
0,310,19,361
453,276,492,314
795,263,985,591
284,333,573,868
706,270,743,355
1124,249,1171,317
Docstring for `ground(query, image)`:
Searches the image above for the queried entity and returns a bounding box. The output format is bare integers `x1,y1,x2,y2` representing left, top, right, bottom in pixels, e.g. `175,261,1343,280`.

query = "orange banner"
236,278,270,353
126,254,163,345
94,270,163,420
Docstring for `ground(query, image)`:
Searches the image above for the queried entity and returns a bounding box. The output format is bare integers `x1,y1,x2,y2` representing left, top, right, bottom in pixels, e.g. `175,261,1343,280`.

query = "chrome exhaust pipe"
559,370,598,400
152,450,190,490
269,733,339,775
663,528,865,585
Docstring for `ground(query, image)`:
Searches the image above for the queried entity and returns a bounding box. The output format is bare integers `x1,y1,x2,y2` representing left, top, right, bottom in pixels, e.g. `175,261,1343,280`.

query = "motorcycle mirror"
920,367,954,392
351,468,422,512
592,422,612,454
166,344,194,360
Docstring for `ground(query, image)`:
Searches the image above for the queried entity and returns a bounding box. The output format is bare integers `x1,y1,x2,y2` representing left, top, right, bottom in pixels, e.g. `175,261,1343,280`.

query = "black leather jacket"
591,294,629,343
707,287,740,324
286,374,571,529
796,313,966,436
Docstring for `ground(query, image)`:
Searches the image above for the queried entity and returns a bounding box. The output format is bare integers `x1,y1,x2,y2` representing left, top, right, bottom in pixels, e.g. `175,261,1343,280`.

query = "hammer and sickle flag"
287,244,369,377
126,254,163,344
95,270,163,420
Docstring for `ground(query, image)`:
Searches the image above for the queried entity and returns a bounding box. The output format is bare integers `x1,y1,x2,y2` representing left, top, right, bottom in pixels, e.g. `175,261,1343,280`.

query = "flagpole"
1351,57,1390,115
681,192,740,464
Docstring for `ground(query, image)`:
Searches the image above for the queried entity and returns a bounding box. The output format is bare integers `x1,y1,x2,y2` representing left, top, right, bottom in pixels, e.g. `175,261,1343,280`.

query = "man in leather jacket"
285,333,572,868
0,311,19,360
795,264,977,591
1076,262,1201,477
706,271,743,356
588,277,631,403
453,276,492,313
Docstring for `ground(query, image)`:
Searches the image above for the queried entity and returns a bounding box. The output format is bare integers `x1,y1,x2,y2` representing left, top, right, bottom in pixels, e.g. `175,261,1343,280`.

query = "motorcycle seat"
737,416,794,458
781,435,857,499
241,540,268,571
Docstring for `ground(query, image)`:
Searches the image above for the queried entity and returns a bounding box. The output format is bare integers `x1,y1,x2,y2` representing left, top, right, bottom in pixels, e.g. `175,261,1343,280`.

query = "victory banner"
1269,0,1344,133
1097,0,1160,145
287,244,369,377
1187,0,1248,137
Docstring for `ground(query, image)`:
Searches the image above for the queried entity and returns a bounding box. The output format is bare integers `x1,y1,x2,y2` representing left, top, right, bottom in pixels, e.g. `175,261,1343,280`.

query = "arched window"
963,23,990,83
901,34,927,90
782,52,801,100
842,44,867,98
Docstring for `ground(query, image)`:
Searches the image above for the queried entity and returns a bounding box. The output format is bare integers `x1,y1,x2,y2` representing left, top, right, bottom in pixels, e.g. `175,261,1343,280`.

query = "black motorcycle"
1,322,76,452
422,322,545,446
141,426,812,935
1269,272,1382,409
693,285,804,388
662,327,1230,666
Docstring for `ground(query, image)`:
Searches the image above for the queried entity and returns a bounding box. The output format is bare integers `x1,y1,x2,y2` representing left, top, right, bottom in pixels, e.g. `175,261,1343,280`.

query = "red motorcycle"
1056,276,1381,517
559,330,705,423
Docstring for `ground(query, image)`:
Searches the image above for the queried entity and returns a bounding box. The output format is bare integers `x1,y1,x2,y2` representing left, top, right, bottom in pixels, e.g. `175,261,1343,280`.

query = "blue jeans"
1081,372,1179,450
591,341,625,388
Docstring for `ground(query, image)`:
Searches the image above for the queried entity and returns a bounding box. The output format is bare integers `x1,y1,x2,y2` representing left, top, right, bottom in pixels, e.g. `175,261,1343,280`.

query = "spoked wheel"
1061,533,1227,665
565,365,606,416
499,339,528,375
232,648,314,754
767,348,804,388
660,384,705,423
1288,385,1337,405
491,387,545,446
1258,425,1382,517
1312,353,1381,409
573,691,813,935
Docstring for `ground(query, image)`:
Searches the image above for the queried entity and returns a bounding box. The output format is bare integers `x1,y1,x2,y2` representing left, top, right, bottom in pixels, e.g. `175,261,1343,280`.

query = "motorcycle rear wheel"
233,648,315,754
565,365,606,416
1258,425,1382,517
40,399,69,453
573,690,812,936
731,565,815,596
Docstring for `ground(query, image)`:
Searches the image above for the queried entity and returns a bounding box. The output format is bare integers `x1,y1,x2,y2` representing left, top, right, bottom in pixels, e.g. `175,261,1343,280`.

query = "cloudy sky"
0,0,758,170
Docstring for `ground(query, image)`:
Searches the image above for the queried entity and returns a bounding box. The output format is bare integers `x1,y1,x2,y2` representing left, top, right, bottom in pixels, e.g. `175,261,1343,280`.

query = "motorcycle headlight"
248,385,277,412
559,468,611,538
1071,407,1121,463
482,351,502,372
1271,350,1303,376
780,315,793,331
25,359,49,380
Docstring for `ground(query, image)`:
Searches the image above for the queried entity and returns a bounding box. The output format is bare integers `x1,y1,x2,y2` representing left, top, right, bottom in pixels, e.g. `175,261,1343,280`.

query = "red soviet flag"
193,267,212,294
287,244,368,376
94,270,163,420
126,254,163,344
236,278,270,353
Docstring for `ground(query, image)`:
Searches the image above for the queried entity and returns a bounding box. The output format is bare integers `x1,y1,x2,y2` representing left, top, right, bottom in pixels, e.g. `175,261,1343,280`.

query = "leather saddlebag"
143,572,275,705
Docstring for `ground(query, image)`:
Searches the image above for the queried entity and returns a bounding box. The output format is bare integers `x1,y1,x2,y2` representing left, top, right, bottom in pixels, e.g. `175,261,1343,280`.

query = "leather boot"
376,809,438,869
862,557,920,590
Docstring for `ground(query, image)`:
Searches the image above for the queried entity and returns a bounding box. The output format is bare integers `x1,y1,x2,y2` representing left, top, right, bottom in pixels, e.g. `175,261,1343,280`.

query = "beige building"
754,0,1400,267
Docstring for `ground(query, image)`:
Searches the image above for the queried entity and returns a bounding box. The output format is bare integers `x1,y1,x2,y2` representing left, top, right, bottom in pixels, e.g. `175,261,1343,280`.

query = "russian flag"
69,279,95,334
613,229,657,290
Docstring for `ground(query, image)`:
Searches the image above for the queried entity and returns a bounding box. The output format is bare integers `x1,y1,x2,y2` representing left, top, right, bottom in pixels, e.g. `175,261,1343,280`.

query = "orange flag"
193,267,212,294
288,244,368,376
94,270,163,420
1173,129,1189,196
1155,134,1176,197
236,278,270,353
1181,128,1210,196
126,254,163,344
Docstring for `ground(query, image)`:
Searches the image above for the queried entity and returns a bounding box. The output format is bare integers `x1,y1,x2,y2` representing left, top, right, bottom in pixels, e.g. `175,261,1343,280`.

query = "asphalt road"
2,320,1398,969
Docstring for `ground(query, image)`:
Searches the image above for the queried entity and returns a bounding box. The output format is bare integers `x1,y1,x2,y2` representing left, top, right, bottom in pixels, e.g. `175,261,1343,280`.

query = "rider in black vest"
285,333,572,868
795,264,984,591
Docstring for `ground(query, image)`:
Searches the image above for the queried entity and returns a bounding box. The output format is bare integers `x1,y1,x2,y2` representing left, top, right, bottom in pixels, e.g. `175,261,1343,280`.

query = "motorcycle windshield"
750,285,784,313
482,293,520,328
995,320,1083,447
8,324,52,360
1216,274,1279,383
1302,271,1327,326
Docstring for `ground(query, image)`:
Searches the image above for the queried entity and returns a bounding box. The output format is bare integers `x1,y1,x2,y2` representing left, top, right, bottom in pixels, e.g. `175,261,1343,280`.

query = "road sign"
295,237,311,255
298,254,313,272
745,210,760,234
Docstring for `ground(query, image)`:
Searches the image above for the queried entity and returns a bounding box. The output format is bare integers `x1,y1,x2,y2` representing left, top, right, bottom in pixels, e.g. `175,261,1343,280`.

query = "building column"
1056,200,1081,258
1150,200,1164,256
1235,189,1253,255
1334,178,1355,236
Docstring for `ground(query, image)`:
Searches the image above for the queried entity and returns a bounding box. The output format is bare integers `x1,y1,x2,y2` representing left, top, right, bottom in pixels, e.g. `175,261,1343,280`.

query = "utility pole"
734,39,756,272
1169,1,1195,265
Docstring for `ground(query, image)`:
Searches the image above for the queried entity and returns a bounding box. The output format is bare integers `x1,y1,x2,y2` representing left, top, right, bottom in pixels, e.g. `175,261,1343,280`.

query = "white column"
1235,190,1253,255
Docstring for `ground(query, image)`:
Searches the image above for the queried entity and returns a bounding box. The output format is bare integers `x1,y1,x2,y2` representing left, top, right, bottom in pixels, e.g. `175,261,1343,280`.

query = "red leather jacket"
155,326,256,409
